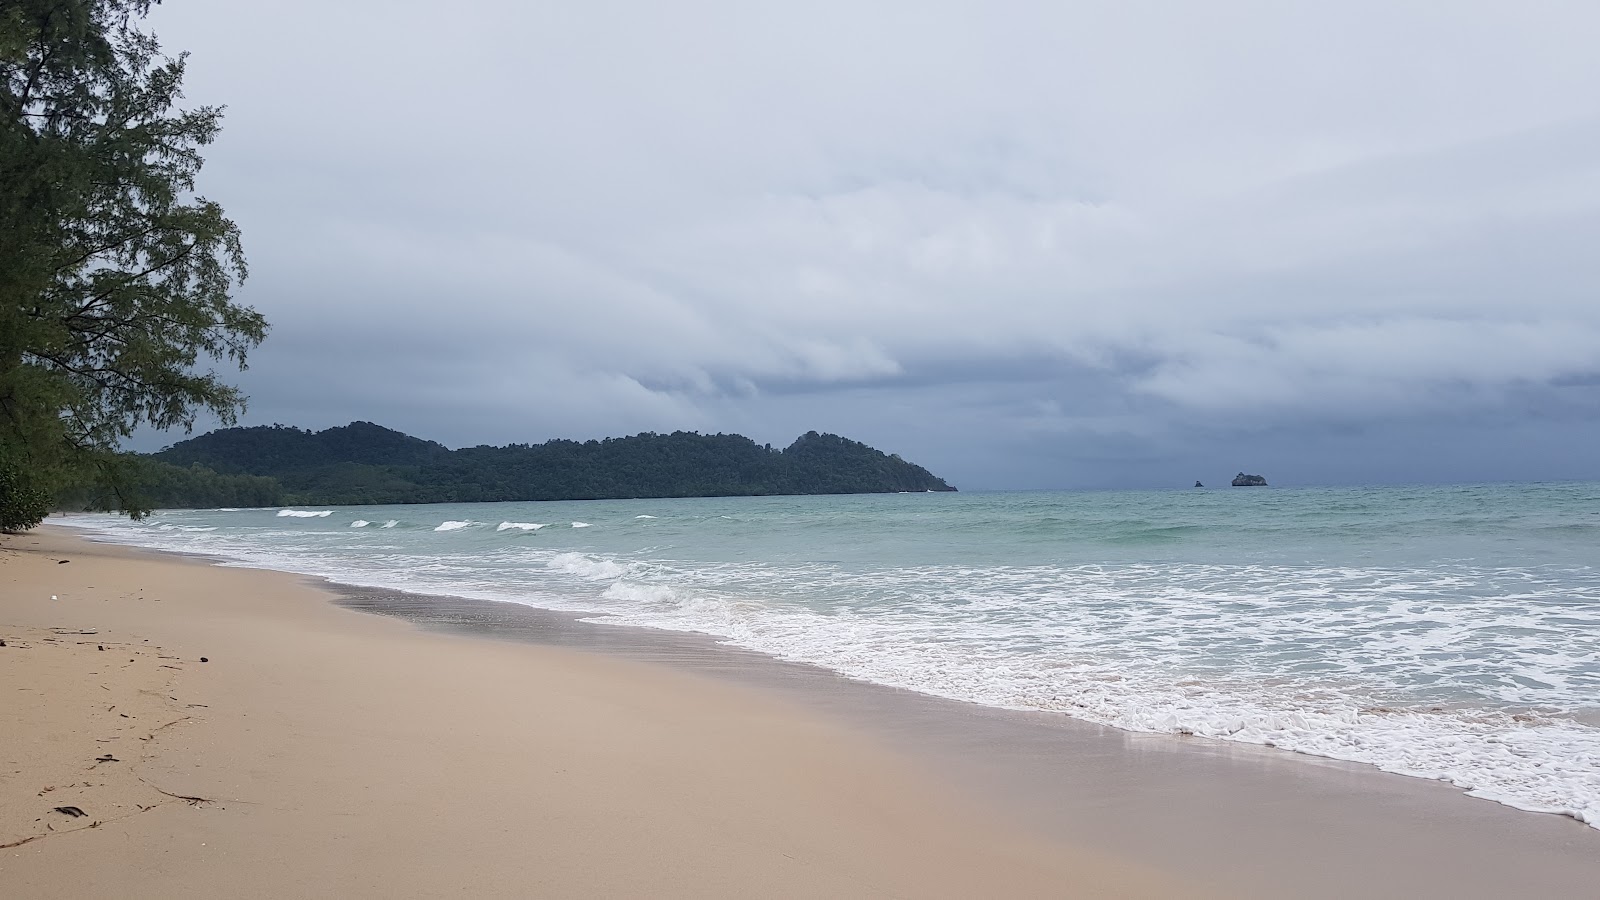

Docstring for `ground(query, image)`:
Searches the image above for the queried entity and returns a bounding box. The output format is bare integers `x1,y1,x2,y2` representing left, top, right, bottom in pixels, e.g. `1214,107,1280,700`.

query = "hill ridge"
142,422,955,507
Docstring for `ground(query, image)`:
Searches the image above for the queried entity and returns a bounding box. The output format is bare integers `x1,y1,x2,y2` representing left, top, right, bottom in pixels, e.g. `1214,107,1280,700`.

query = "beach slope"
0,528,1171,898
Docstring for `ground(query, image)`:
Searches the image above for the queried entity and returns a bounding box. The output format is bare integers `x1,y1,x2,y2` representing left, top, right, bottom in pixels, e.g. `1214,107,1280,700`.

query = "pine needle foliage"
1,0,264,526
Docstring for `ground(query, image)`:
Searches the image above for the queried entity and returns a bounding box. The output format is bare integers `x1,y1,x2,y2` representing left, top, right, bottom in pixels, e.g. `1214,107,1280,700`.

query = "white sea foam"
381,520,398,528
277,509,333,518
434,521,475,532
54,495,1600,832
580,572,1600,828
571,522,593,528
497,522,548,532
634,515,657,519
602,581,680,605
547,552,628,580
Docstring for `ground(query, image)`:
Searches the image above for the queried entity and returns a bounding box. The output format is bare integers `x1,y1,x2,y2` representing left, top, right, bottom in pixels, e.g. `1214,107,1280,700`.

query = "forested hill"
140,422,955,507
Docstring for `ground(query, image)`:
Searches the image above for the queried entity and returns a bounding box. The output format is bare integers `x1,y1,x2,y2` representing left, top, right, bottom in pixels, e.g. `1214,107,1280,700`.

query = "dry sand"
1,527,1178,898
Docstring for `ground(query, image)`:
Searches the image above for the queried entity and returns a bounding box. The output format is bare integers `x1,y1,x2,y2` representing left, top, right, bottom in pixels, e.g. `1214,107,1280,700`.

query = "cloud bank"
140,0,1600,487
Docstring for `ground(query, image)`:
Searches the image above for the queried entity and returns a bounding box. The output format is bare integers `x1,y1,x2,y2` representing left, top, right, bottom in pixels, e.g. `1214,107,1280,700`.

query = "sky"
134,0,1600,489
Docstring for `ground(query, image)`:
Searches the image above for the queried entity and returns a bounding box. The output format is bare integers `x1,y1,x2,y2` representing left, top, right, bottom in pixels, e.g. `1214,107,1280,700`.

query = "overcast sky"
136,0,1600,489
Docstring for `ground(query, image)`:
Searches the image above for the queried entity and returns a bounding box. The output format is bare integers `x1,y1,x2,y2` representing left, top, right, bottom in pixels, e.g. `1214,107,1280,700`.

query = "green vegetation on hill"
140,422,955,507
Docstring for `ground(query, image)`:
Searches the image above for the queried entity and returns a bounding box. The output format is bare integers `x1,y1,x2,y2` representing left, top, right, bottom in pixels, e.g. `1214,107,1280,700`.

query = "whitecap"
634,515,658,519
57,497,1600,833
433,520,475,532
497,522,548,532
601,581,680,605
277,509,333,518
571,522,593,528
350,520,370,528
380,520,398,528
547,552,627,579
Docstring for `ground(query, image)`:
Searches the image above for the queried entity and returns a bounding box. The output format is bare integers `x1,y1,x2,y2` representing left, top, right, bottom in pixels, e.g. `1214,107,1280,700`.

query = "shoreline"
1,526,1180,898
57,512,1600,832
7,527,1600,897
329,580,1600,897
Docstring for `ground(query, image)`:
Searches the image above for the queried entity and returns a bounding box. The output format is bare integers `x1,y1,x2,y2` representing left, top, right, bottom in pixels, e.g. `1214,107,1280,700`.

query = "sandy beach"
2,527,1175,898
7,526,1600,899
11,2,1600,896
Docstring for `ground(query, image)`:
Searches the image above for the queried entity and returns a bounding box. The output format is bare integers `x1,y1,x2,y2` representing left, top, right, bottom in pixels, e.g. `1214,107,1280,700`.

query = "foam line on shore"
51,511,1600,831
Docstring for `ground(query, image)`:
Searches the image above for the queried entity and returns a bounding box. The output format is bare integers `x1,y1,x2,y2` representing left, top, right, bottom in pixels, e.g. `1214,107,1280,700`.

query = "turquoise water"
66,483,1600,827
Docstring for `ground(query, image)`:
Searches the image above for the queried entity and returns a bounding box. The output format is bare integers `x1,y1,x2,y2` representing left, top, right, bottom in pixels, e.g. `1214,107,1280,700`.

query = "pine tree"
0,0,264,525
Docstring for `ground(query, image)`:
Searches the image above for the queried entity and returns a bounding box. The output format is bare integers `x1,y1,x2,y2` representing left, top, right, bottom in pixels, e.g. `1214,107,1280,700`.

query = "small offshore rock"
1231,472,1268,487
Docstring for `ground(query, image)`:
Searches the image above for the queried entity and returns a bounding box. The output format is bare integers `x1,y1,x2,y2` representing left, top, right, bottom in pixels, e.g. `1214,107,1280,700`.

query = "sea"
59,483,1600,828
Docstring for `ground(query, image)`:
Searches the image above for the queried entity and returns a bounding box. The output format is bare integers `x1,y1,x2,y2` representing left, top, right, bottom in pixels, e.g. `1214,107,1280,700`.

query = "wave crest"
546,552,628,580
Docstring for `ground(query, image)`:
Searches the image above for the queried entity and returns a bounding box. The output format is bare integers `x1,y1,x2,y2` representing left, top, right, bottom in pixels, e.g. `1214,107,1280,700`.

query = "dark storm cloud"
137,0,1600,488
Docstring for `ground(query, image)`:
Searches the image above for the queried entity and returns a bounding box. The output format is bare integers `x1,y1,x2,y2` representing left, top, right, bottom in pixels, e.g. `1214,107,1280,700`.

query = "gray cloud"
135,0,1600,488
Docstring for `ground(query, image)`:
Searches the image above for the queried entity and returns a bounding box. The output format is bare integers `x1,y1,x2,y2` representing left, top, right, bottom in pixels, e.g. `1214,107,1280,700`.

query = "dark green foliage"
0,452,52,530
57,453,282,510
1,1,264,522
127,457,281,508
150,422,956,507
158,421,447,474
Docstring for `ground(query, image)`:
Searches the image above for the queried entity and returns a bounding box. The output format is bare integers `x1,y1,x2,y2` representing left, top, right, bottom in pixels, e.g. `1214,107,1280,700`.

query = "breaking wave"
54,484,1600,831
546,552,628,580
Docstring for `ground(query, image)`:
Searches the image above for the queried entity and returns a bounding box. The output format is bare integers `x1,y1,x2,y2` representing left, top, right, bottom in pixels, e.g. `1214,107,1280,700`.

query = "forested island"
119,422,956,508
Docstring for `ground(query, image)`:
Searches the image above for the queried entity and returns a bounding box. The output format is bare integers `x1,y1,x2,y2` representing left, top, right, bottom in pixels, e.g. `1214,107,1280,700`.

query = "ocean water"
60,484,1600,828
